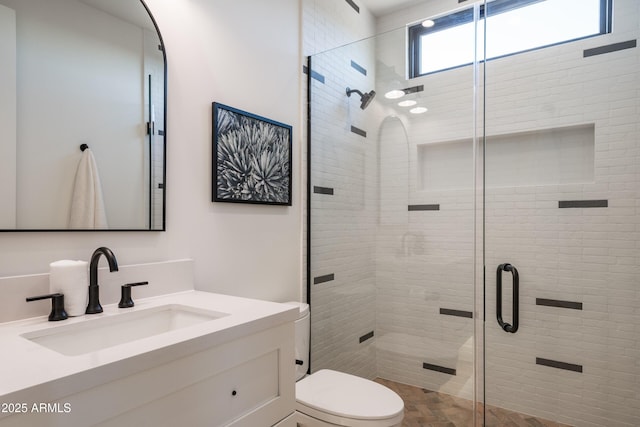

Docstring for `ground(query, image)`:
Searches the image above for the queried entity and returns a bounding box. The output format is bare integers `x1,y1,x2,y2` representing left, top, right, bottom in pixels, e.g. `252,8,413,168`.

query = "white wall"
302,0,376,56
376,0,470,34
0,0,301,305
0,5,16,228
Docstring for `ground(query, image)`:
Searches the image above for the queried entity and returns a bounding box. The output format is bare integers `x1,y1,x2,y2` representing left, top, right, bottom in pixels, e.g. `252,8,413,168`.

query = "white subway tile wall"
308,28,380,379
480,1,639,425
304,0,639,426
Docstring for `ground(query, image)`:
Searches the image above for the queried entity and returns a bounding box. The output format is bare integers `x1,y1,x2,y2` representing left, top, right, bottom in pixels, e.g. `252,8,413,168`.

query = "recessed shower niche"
417,124,595,192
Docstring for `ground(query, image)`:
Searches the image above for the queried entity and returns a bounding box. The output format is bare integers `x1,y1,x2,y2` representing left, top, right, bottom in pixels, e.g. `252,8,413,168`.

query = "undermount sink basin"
21,304,229,356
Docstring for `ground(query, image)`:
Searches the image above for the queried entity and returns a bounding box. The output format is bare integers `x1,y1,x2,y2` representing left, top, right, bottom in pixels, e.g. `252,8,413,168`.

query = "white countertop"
0,290,298,407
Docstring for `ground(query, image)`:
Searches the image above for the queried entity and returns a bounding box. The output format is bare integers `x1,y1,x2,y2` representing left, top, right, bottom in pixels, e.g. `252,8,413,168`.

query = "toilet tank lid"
283,301,309,319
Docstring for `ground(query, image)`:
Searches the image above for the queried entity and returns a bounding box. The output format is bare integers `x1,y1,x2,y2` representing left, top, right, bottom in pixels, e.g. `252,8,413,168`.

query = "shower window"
408,0,612,77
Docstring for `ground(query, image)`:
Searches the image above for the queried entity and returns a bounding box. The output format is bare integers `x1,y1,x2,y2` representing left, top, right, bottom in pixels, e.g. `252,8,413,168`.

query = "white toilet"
285,302,404,427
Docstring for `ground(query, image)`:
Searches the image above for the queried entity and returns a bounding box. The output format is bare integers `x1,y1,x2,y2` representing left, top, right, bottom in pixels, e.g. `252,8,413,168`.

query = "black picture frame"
212,103,292,206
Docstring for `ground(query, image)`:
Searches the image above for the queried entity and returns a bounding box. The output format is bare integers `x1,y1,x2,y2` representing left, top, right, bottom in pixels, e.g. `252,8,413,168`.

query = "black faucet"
26,293,68,321
86,247,119,314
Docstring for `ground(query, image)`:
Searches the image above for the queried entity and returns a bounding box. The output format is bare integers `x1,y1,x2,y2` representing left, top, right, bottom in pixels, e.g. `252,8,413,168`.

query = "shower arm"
346,88,364,98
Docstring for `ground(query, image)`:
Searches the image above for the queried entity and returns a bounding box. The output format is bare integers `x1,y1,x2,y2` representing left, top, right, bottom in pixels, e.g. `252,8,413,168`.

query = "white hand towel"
69,148,108,229
49,260,88,316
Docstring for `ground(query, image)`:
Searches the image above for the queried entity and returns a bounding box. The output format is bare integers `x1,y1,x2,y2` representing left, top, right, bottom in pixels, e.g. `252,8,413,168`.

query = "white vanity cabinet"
96,322,296,427
0,291,297,427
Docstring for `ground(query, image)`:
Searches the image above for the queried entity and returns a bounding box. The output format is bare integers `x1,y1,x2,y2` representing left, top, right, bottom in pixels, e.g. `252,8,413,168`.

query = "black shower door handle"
496,263,519,333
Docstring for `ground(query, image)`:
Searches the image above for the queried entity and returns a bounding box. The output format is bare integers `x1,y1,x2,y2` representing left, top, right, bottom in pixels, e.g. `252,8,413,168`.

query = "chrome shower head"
346,87,377,110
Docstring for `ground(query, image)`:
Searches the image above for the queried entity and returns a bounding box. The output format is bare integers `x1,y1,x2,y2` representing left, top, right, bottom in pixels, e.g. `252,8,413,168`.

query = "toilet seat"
296,369,404,427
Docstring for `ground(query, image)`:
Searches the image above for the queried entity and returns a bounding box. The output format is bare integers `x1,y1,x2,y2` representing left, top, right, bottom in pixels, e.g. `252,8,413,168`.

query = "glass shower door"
482,0,640,425
308,19,481,425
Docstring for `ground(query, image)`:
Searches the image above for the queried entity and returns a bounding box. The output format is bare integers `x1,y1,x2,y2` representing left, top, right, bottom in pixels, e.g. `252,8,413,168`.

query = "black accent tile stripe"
313,186,334,195
536,298,583,310
536,357,583,373
558,200,607,208
350,60,367,76
423,362,456,376
310,70,325,84
350,125,367,138
345,0,360,13
584,39,636,57
302,65,325,84
359,331,374,343
402,84,424,95
313,274,334,285
440,308,473,318
408,204,440,211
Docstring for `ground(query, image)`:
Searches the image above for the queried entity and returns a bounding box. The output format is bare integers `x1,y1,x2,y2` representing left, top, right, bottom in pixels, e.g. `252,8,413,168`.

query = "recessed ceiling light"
398,100,417,107
410,107,428,114
384,89,405,99
422,19,435,28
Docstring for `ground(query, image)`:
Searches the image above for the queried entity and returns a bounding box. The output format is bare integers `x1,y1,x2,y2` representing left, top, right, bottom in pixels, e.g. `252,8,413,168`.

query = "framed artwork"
212,102,292,205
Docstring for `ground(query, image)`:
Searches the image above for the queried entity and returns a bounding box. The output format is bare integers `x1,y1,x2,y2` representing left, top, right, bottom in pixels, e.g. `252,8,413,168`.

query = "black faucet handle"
26,293,69,321
118,281,149,308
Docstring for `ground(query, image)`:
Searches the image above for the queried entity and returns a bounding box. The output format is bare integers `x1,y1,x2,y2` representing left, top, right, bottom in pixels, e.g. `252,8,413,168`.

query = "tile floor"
374,378,572,427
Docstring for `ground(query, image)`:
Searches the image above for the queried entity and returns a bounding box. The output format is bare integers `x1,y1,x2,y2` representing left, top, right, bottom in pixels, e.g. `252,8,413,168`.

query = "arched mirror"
0,0,166,231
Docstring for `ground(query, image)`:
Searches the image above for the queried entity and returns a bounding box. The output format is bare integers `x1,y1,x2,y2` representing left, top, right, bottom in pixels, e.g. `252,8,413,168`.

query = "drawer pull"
231,390,237,396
